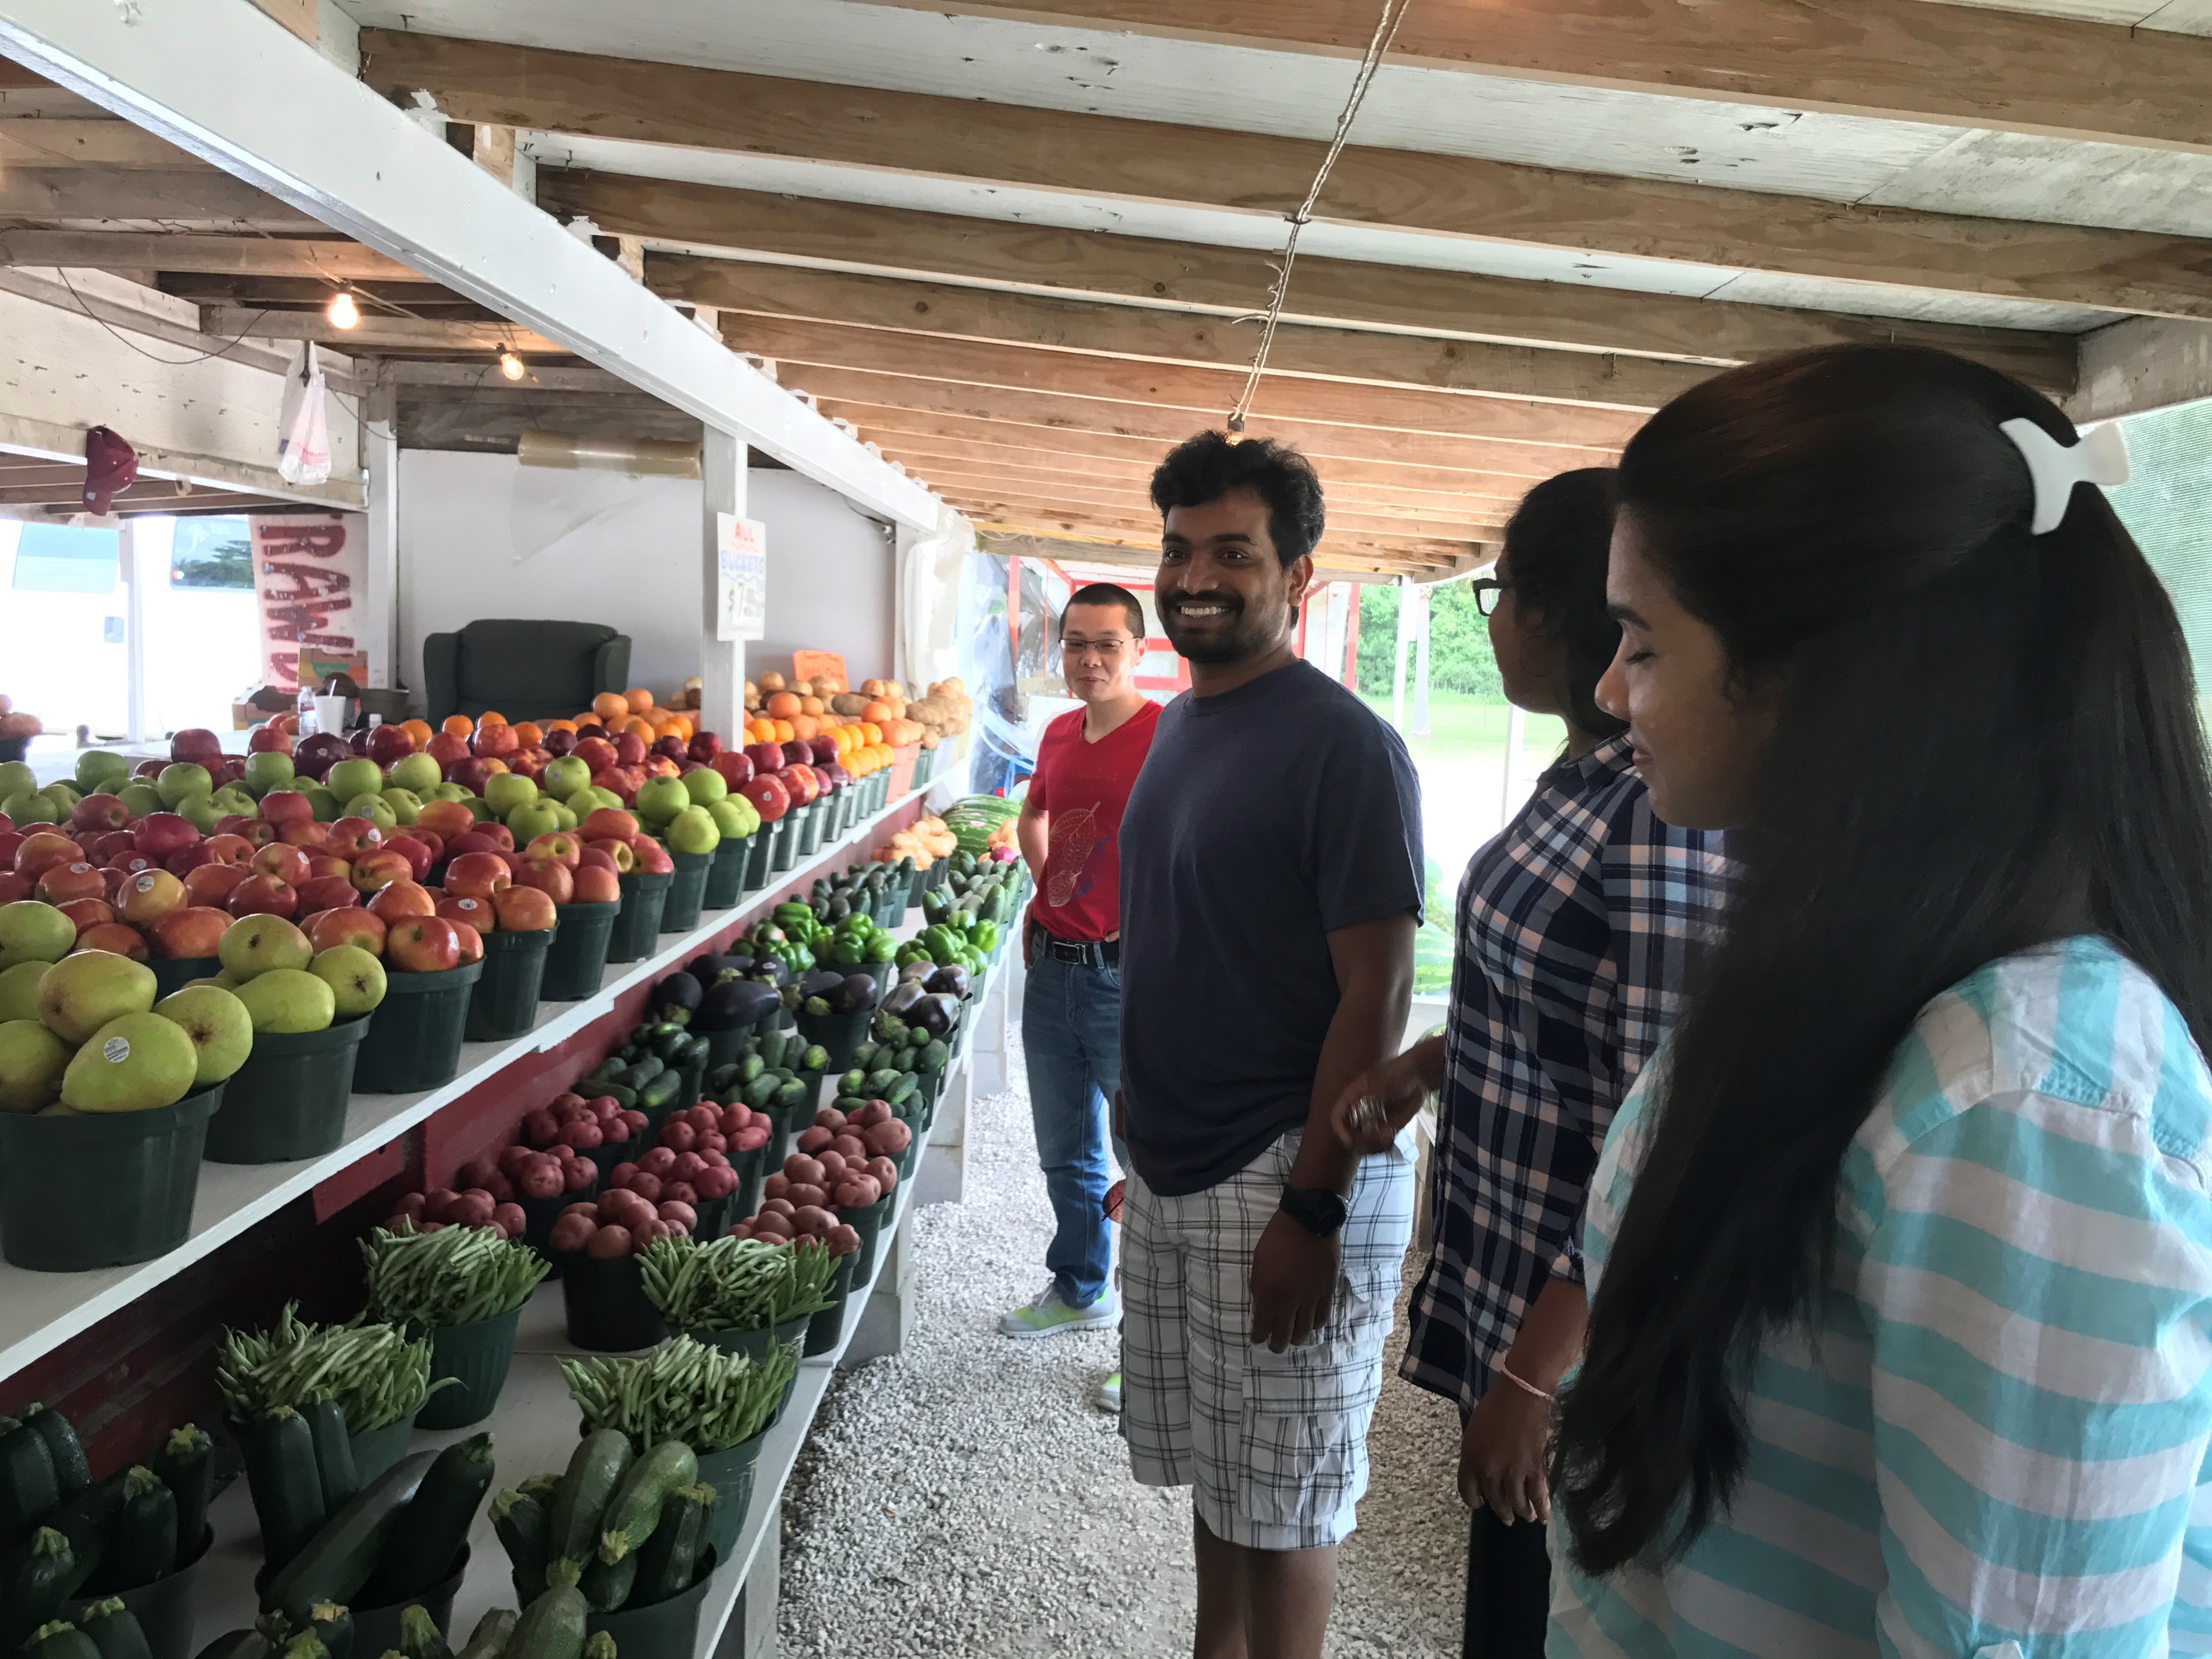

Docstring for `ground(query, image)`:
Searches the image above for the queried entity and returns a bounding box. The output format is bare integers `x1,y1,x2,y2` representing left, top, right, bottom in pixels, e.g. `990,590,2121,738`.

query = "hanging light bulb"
497,348,526,382
325,289,360,329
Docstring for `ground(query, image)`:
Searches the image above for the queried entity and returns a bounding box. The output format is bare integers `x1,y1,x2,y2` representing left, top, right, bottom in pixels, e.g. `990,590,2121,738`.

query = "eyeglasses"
1470,577,1510,617
1060,638,1135,662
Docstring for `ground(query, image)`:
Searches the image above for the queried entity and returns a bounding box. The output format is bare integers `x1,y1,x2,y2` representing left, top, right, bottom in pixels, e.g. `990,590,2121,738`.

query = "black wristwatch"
1278,1184,1349,1237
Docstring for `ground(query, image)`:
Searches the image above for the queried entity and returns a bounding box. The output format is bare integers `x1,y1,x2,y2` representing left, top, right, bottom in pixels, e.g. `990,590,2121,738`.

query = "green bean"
217,1305,437,1432
559,1338,795,1454
362,1224,548,1330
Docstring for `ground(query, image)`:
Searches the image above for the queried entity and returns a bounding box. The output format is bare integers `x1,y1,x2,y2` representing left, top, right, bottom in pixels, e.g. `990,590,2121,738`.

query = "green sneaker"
1000,1282,1118,1339
1093,1372,1122,1413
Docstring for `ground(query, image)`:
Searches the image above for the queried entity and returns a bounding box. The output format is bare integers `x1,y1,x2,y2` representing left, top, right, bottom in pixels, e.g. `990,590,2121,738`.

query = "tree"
1356,580,1505,701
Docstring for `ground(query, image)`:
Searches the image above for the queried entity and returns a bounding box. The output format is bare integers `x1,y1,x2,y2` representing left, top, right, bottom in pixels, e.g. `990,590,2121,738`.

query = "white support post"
1411,582,1432,738
363,381,398,692
1390,574,1411,731
1500,703,1526,825
700,427,748,740
120,517,156,744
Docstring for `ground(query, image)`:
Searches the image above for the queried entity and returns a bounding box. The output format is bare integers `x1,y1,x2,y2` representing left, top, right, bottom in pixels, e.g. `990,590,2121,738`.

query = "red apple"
650,735,687,763
543,729,577,758
217,816,279,850
76,921,149,961
36,861,106,906
585,836,636,873
426,731,470,767
165,845,217,878
252,843,314,887
379,833,431,879
576,845,618,874
218,758,247,787
613,732,647,767
514,861,574,905
444,758,493,794
687,731,723,763
205,833,256,867
711,752,754,791
416,799,475,840
182,862,251,907
258,791,312,831
775,766,817,807
524,832,581,869
306,906,386,956
15,833,86,879
740,774,789,822
98,867,129,902
492,887,557,932
279,818,329,850
743,743,785,776
440,830,497,862
69,793,130,835
387,916,462,973
90,830,139,864
133,759,166,779
150,906,229,960
436,893,495,935
294,733,350,780
579,808,637,843
247,724,294,756
471,723,519,759
304,852,352,881
348,848,414,894
633,842,674,876
365,724,416,765
368,879,437,922
226,874,300,919
170,727,224,767
479,822,516,853
571,864,620,905
450,920,484,966
0,872,30,903
326,817,385,857
58,897,115,936
0,831,21,867
409,829,445,864
117,867,187,927
573,736,617,772
295,875,363,916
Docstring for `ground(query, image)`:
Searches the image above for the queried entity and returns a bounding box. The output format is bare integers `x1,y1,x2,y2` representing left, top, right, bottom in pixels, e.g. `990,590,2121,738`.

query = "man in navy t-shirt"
1118,432,1424,1659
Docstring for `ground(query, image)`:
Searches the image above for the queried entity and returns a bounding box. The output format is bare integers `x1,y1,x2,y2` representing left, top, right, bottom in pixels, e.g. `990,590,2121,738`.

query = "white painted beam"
0,0,940,531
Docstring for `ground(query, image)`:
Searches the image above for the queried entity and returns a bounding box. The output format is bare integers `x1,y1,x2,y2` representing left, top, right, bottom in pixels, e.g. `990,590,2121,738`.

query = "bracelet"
1497,1362,1555,1404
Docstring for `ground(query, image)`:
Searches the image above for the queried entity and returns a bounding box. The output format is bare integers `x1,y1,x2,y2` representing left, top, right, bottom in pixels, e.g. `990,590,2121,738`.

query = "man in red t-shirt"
1002,582,1161,1372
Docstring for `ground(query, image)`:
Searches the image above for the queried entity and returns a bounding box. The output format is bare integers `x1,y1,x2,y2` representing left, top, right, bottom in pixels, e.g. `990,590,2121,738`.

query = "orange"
592,692,629,724
860,722,883,744
791,715,820,741
482,757,509,774
622,716,653,742
513,721,544,748
625,688,653,714
548,718,577,734
773,719,795,744
442,714,474,738
478,710,507,729
399,718,433,746
765,691,800,720
799,695,823,716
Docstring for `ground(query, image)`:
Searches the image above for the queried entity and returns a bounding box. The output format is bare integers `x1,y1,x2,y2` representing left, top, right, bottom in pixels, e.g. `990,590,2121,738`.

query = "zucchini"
77,1601,153,1659
394,1607,450,1659
0,1416,60,1548
0,1529,75,1649
582,1637,614,1659
42,1472,122,1598
189,1634,276,1659
517,1472,562,1501
489,1489,548,1590
260,1449,434,1627
365,1434,493,1605
545,1430,631,1583
504,1578,587,1659
22,1407,89,1500
152,1426,215,1558
239,1408,327,1575
280,1639,326,1659
595,1441,697,1565
25,1621,103,1659
303,1401,359,1513
452,1612,513,1659
302,1605,353,1659
575,1548,635,1613
108,1466,178,1591
628,1483,712,1607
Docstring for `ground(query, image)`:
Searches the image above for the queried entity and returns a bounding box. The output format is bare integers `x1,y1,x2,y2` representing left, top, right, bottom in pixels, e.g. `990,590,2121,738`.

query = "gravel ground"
778,1029,1466,1657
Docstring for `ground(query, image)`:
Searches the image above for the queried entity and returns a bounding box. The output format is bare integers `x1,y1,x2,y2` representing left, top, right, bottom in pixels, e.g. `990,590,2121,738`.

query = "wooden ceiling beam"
0,119,191,167
975,530,1449,583
905,464,1504,534
202,307,568,356
0,232,418,280
906,0,2212,152
732,318,1643,448
965,516,1464,574
565,179,2074,391
370,31,2212,320
945,497,1474,562
937,484,1497,545
653,259,1709,413
0,169,321,232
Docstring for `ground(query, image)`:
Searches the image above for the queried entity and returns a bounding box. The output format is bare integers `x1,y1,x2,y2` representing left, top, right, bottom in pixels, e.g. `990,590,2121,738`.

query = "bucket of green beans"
639,1234,839,1368
362,1221,550,1430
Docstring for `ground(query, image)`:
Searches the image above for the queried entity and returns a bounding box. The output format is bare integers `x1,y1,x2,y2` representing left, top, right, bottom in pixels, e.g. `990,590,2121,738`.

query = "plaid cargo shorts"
1120,1128,1415,1551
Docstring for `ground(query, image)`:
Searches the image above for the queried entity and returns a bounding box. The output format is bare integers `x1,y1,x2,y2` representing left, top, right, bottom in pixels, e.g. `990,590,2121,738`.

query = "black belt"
1030,922,1119,967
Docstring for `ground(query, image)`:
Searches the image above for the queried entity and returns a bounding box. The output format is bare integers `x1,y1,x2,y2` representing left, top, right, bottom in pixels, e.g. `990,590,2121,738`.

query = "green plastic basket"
149,955,222,998
204,1014,369,1163
606,870,674,964
661,849,714,932
354,960,483,1093
416,1305,523,1429
539,899,619,1000
768,811,800,873
465,926,555,1041
703,837,752,909
0,1082,223,1271
745,818,782,888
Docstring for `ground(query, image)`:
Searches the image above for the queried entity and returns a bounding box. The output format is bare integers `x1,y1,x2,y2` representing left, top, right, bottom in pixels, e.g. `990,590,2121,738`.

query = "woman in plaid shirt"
1331,468,1730,1657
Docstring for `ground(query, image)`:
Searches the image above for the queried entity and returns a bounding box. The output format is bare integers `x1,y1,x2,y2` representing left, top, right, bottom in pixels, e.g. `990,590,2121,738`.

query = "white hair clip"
1999,417,2131,534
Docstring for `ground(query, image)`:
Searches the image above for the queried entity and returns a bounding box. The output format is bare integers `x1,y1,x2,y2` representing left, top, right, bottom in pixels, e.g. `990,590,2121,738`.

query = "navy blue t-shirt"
1118,659,1424,1196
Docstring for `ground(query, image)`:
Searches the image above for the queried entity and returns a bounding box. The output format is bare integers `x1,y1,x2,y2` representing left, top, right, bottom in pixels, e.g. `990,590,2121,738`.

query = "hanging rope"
1227,0,1414,432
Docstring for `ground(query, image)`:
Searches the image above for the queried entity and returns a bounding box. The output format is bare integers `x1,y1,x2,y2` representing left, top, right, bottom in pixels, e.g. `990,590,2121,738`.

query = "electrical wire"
1227,0,1414,432
49,266,275,368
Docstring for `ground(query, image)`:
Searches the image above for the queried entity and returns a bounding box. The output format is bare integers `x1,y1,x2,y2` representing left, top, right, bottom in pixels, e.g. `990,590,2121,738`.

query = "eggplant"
827,974,881,1015
748,957,790,988
690,953,749,983
898,960,933,985
882,982,928,1019
797,969,845,1002
909,993,960,1040
923,965,973,1000
696,978,780,1032
653,972,701,1024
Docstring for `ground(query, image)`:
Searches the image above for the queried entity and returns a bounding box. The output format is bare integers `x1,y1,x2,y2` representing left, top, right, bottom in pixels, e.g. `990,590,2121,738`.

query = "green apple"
484,772,538,820
60,1011,199,1111
74,751,131,792
0,962,47,1023
157,762,212,807
552,800,578,832
381,787,424,826
208,785,258,819
387,752,441,795
119,780,163,819
1,790,57,825
37,950,157,1044
155,981,253,1085
634,775,689,826
177,792,221,834
0,761,32,801
234,967,335,1034
426,781,472,803
462,794,493,822
40,781,79,812
326,757,383,803
507,801,563,844
707,798,758,840
0,901,75,970
242,751,296,795
309,944,387,1019
345,794,399,833
584,786,625,815
665,804,721,856
539,756,591,800
304,786,341,822
219,913,313,979
681,767,727,806
0,1019,69,1113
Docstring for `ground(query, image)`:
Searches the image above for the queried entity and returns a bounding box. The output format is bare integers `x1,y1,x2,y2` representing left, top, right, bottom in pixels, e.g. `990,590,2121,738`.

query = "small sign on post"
715,512,766,642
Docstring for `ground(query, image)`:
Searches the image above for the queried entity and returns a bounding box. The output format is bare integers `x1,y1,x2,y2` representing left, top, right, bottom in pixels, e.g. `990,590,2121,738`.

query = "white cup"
312,694,350,734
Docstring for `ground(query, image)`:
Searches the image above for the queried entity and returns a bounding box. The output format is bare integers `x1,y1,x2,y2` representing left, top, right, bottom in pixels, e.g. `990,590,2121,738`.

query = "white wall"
395,452,899,714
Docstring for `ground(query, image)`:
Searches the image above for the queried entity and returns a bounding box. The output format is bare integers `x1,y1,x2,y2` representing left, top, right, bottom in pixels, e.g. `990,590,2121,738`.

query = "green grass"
1359,691,1568,765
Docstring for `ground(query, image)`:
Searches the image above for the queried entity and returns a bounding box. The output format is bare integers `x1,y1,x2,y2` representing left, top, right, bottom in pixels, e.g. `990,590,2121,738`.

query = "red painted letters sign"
249,513,369,691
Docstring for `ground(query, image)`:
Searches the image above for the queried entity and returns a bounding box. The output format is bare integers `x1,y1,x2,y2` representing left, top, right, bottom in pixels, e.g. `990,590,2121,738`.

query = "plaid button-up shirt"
1402,733,1731,1413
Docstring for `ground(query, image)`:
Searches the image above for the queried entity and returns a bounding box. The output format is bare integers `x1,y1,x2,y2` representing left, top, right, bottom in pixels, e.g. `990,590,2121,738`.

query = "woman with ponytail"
1551,343,2212,1652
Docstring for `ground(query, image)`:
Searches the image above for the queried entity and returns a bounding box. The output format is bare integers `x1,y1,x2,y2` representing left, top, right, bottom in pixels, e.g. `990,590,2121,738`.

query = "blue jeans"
1022,948,1123,1307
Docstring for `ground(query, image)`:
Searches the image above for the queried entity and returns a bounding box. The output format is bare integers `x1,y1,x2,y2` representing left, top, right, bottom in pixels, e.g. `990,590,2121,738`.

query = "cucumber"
279,1639,325,1659
919,1040,949,1073
504,1578,587,1659
625,1056,665,1089
77,1600,154,1659
575,1548,635,1613
303,1401,360,1513
545,1431,631,1582
25,1621,103,1659
109,1466,178,1591
595,1441,697,1565
638,1072,681,1113
0,1529,75,1649
364,1434,493,1605
394,1607,450,1659
884,1074,917,1106
628,1483,712,1607
0,1415,60,1549
489,1489,548,1590
151,1426,215,1558
774,1079,806,1110
303,1604,353,1659
22,1407,89,1500
452,1611,513,1659
741,1076,778,1110
582,1635,614,1659
737,1056,764,1085
799,1045,828,1071
260,1449,434,1627
239,1408,327,1575
862,1069,900,1095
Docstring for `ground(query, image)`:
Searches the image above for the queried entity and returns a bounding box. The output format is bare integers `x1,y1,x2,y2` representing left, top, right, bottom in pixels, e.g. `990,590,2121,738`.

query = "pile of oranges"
383,690,699,761
741,673,897,783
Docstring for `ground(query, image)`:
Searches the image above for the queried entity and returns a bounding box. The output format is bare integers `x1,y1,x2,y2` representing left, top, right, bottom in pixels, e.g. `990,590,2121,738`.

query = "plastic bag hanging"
276,341,332,486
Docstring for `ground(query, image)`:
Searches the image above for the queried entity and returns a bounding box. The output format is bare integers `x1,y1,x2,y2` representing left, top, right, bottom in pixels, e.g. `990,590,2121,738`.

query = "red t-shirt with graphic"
1028,700,1161,944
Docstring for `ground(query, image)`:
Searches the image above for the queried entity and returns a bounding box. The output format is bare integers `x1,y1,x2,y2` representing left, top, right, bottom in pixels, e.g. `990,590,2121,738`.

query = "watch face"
1283,1186,1348,1235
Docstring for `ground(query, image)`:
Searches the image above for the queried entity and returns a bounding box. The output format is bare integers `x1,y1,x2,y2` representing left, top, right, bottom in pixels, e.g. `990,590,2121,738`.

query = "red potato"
560,1200,599,1220
456,1156,500,1190
599,1189,651,1224
585,1223,633,1258
492,1202,526,1237
825,1223,860,1256
414,1221,444,1233
864,1119,912,1156
392,1191,427,1220
630,1218,667,1248
661,1121,697,1152
449,1190,496,1227
814,1107,848,1132
816,1150,849,1181
625,1171,664,1203
639,1146,678,1177
796,1126,833,1155
549,1091,586,1117
761,1198,796,1218
523,1110,560,1146
832,1176,881,1209
421,1187,460,1222
669,1150,706,1183
556,1100,594,1125
753,1211,794,1240
848,1100,892,1129
698,1149,730,1170
791,1205,836,1237
663,1180,699,1206
658,1200,697,1229
591,1094,623,1122
736,1126,770,1152
763,1173,790,1200
784,1154,825,1186
785,1183,828,1210
550,1212,599,1252
719,1105,752,1135
562,1159,596,1192
831,1134,867,1165
558,1118,605,1150
609,1161,641,1188
498,1143,537,1176
865,1156,898,1192
694,1165,737,1200
601,1116,631,1145
620,1109,648,1137
516,1159,563,1200
477,1169,515,1203
693,1130,724,1155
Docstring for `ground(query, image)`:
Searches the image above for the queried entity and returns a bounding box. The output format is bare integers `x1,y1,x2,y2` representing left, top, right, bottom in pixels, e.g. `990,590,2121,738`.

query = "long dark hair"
1553,344,2212,1572
1500,466,1626,740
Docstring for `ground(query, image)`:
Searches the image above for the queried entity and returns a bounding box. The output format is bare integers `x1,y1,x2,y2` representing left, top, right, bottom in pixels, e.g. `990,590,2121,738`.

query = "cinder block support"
843,1205,918,1365
971,962,1016,1097
725,1496,780,1658
915,1063,969,1209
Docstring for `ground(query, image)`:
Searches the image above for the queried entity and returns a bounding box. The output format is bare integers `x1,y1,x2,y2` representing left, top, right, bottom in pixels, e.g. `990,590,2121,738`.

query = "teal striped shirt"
1555,937,2212,1658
